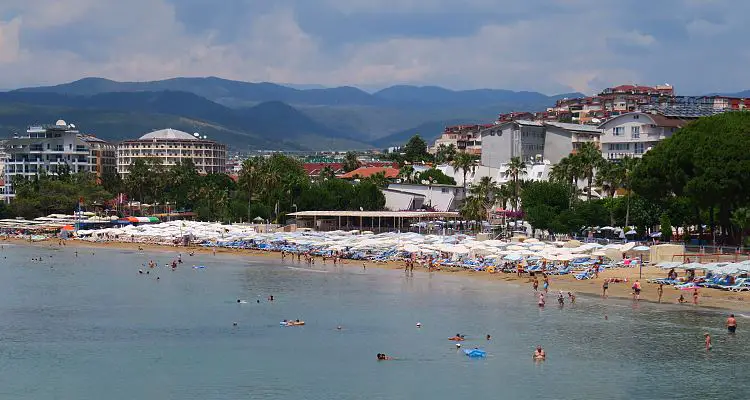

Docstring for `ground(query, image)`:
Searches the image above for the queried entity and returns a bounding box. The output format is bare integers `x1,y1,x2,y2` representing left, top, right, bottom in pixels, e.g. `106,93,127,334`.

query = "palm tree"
731,207,750,248
503,157,527,212
342,151,361,173
451,153,477,189
620,157,639,228
398,165,415,183
460,195,484,231
595,160,625,198
469,176,501,223
576,142,604,200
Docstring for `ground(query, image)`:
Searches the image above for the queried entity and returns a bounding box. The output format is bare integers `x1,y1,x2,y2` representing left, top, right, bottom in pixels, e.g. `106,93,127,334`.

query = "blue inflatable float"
464,348,486,358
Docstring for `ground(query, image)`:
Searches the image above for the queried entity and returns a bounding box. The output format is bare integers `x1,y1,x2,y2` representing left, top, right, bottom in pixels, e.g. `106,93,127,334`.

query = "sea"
0,243,748,400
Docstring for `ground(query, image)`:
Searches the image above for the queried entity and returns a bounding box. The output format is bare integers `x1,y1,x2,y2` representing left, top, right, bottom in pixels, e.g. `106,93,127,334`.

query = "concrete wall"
480,125,513,169
543,126,573,164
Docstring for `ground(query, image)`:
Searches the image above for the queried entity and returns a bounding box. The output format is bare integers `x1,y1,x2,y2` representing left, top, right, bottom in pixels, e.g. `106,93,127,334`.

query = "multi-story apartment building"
598,112,691,160
81,135,117,178
430,124,489,156
117,128,227,176
2,120,111,202
479,120,546,168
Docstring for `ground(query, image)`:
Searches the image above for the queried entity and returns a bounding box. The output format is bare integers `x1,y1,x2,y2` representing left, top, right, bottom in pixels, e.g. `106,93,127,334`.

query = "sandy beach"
4,236,749,312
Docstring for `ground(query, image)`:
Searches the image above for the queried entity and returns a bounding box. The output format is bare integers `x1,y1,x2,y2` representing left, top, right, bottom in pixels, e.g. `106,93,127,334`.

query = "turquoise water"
0,244,748,399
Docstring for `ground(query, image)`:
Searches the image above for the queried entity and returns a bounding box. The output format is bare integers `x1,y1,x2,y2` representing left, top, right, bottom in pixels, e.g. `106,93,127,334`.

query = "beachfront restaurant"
288,211,461,233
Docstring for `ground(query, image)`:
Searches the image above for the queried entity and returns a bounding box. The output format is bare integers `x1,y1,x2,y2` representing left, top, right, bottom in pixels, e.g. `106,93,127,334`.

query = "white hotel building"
2,120,109,202
598,112,689,160
117,128,227,176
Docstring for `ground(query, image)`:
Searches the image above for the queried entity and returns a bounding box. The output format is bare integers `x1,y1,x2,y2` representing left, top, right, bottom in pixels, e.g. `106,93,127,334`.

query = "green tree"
521,181,571,235
342,151,361,173
576,142,604,200
503,157,527,213
450,152,477,189
631,112,750,244
403,134,430,163
660,213,672,242
417,168,456,185
434,144,457,164
397,164,415,183
731,207,750,248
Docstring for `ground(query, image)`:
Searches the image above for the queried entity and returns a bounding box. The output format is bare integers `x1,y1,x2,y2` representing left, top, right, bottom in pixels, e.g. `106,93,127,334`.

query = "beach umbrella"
503,253,523,261
253,216,264,223
625,230,637,235
619,242,636,252
563,240,582,248
632,246,650,251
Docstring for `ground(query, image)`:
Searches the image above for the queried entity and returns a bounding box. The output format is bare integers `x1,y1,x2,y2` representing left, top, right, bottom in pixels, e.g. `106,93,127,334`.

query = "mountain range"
1,77,584,150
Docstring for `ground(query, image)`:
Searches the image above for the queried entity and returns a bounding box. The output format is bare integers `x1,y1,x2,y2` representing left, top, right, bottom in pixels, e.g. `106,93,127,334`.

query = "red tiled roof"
339,166,400,179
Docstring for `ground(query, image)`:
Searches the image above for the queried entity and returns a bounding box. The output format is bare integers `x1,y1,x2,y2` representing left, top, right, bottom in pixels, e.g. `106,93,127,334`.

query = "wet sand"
4,237,749,312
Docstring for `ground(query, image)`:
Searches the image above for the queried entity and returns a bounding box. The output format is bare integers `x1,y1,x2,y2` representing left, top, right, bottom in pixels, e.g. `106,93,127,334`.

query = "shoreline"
4,236,749,312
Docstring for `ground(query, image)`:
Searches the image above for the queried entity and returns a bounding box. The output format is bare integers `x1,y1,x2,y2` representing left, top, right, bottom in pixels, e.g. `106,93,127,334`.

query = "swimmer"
416,322,422,328
533,345,546,361
727,314,737,333
257,299,260,303
337,326,342,330
486,334,491,340
568,292,576,304
538,293,545,307
156,276,160,281
456,343,461,348
704,333,712,350
138,269,143,274
233,322,238,326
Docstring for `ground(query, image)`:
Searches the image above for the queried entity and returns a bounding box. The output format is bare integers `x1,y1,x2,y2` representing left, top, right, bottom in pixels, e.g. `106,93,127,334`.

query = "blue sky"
0,0,747,94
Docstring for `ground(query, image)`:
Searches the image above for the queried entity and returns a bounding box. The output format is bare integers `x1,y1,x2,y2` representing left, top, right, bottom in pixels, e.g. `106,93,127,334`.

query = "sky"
0,0,748,95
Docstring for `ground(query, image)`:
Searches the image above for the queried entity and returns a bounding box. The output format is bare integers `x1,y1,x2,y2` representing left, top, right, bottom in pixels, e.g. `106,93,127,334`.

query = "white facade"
3,120,99,202
543,122,601,164
480,120,546,168
598,112,687,160
117,128,227,175
384,183,466,212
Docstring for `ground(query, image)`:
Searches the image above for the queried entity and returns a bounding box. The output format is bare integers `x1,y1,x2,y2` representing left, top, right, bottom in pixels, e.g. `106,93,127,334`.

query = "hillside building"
598,112,690,160
429,124,489,156
117,128,227,176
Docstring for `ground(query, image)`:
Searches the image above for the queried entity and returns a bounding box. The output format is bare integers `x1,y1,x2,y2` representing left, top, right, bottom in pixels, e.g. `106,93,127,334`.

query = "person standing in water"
532,278,539,292
657,284,664,303
704,333,712,351
543,275,550,293
692,288,699,305
631,280,641,301
727,314,737,334
538,292,545,307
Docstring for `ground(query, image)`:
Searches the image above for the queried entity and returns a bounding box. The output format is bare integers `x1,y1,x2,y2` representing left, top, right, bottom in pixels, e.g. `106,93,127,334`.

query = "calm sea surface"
0,243,748,399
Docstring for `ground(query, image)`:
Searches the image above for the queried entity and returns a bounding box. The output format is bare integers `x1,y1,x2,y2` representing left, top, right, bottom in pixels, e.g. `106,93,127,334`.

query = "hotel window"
634,142,645,154
613,127,624,136
631,126,640,138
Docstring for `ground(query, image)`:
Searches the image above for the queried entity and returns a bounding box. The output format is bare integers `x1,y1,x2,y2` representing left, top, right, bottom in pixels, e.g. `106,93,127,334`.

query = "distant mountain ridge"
5,76,588,150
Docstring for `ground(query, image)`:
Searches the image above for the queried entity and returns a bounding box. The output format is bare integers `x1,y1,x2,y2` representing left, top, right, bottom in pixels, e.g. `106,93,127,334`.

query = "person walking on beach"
657,284,664,303
704,333,712,351
727,314,737,334
631,280,641,301
693,288,699,305
543,275,549,293
602,279,609,298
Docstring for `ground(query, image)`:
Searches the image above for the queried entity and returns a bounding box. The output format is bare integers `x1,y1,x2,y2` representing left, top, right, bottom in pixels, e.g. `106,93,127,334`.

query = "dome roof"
139,128,200,141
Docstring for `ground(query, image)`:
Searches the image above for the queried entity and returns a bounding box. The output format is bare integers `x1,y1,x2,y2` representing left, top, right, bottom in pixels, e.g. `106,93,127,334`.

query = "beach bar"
288,211,461,233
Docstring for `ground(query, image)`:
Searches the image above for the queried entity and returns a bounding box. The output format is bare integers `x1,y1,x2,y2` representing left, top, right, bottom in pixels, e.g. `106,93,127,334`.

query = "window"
608,143,630,151
613,127,624,136
633,115,639,120
634,142,645,154
631,126,640,138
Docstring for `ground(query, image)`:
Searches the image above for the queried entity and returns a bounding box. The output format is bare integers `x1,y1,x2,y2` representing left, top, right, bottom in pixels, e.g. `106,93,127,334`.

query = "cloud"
0,0,747,94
